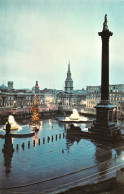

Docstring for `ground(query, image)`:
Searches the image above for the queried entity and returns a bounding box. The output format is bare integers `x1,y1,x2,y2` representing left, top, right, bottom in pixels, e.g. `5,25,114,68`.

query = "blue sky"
0,0,124,90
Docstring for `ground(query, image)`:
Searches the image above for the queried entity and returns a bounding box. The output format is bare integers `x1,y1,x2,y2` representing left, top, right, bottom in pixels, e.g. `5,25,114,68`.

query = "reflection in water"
49,119,52,129
40,121,43,130
115,147,122,157
65,132,82,152
58,121,64,128
64,124,69,132
32,132,38,147
2,134,14,176
64,122,89,151
95,143,112,178
65,130,113,179
0,119,123,191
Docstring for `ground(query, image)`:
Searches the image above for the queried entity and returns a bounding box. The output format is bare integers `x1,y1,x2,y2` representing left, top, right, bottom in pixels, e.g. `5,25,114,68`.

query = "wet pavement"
0,118,124,193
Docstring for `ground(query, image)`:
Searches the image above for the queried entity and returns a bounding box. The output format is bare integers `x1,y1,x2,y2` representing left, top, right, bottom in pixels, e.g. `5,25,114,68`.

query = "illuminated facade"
0,81,61,108
57,90,86,106
0,90,44,108
86,84,124,113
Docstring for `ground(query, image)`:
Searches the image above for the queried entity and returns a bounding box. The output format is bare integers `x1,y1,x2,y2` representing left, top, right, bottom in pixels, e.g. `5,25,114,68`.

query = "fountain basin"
59,118,93,123
58,109,93,123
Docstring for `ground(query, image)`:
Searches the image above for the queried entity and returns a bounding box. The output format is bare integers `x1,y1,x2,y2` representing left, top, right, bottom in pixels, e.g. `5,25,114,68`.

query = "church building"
65,61,73,93
57,62,86,107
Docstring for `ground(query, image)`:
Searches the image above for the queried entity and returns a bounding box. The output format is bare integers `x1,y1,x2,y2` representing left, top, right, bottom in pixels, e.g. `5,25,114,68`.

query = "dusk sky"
0,0,124,90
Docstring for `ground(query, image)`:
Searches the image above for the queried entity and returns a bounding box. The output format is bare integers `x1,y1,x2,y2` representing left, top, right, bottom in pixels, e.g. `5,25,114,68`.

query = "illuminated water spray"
4,115,22,130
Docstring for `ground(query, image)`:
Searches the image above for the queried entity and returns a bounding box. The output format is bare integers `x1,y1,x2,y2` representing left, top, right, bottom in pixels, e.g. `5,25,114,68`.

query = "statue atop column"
103,14,109,31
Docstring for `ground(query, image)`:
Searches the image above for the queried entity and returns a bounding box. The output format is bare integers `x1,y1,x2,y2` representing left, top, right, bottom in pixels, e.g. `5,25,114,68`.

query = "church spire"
68,60,70,72
65,61,73,93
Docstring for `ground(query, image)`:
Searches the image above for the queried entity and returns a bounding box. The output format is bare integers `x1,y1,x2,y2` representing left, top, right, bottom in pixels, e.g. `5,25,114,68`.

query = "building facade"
65,61,73,93
57,62,86,108
86,84,124,114
0,81,61,109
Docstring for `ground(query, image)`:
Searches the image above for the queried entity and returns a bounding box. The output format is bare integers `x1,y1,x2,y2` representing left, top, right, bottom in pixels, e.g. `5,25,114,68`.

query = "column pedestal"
89,103,119,138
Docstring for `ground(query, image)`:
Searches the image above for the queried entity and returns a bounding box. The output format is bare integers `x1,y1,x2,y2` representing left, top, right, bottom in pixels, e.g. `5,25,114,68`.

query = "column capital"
98,30,113,39
98,14,113,39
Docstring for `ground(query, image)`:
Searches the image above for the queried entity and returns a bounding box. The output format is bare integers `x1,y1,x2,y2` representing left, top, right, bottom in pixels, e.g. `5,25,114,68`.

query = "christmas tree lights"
31,95,39,124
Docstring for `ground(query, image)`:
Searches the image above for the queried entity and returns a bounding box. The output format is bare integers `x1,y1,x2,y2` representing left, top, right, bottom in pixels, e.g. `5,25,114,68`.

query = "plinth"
90,103,119,138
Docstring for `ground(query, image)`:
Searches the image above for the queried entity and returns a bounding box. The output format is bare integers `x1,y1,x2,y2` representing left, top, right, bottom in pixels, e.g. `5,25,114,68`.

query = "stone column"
89,15,119,137
98,14,113,104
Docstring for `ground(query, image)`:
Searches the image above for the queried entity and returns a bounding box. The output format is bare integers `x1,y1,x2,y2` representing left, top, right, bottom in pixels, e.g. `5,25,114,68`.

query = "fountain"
59,109,93,123
4,115,22,130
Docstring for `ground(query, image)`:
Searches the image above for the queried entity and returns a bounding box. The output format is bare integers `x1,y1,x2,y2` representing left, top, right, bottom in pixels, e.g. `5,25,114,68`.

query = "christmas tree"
31,95,39,124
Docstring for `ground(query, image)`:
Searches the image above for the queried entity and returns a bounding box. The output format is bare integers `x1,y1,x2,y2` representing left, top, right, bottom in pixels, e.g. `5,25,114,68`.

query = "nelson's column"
90,15,119,138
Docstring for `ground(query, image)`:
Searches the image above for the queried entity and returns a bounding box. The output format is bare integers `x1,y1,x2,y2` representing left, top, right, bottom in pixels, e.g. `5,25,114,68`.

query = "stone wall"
0,110,62,124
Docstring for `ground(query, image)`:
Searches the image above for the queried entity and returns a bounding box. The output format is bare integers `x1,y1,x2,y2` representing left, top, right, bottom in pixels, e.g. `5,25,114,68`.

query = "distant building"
57,89,86,106
86,84,124,114
65,61,73,93
8,81,13,90
35,81,40,93
0,81,62,108
0,82,34,108
57,62,86,108
0,84,8,92
40,88,62,105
